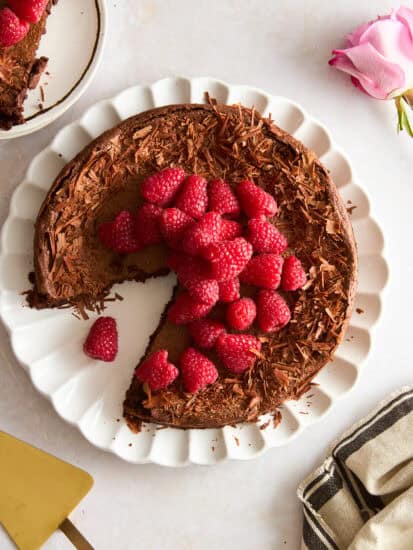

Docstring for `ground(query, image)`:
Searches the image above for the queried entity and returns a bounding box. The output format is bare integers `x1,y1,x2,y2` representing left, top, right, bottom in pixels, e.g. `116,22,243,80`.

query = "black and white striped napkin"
298,386,413,549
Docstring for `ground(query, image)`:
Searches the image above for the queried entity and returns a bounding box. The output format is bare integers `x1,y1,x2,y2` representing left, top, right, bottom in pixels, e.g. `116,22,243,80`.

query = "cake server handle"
59,518,94,550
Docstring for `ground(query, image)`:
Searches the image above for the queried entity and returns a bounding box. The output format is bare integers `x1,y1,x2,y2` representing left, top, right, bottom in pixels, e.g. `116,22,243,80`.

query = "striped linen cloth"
298,386,413,549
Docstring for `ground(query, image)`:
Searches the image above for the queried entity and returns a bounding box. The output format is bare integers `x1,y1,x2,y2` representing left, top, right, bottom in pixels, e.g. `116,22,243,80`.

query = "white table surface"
1,1,412,548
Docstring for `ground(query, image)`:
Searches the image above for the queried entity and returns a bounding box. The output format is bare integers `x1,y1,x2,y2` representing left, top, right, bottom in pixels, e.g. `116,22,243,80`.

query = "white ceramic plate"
0,77,388,466
0,0,107,140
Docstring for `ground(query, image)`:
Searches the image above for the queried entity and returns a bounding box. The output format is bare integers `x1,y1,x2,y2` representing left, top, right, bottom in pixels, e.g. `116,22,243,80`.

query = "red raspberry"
256,290,291,333
0,7,29,47
246,216,288,254
202,237,253,282
98,211,141,254
174,175,208,219
281,256,307,291
218,278,240,302
185,278,219,305
180,348,218,392
135,203,163,245
240,254,284,289
226,297,257,331
168,292,213,324
167,252,208,282
189,319,226,349
182,212,222,255
160,208,194,249
216,333,261,373
141,168,186,206
220,219,242,241
135,350,178,391
208,178,240,217
83,317,118,362
7,0,48,23
237,180,277,218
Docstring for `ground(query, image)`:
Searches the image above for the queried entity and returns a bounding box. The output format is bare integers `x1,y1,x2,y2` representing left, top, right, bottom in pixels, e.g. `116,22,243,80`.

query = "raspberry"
189,319,226,349
141,168,186,206
226,297,257,331
7,0,48,23
202,237,253,282
246,216,288,254
218,278,240,302
182,212,222,255
185,278,219,305
281,256,307,291
220,219,242,241
167,252,208,283
98,211,141,254
174,175,208,219
83,317,118,362
216,333,261,374
208,178,240,217
135,203,163,245
240,254,284,289
160,208,194,249
135,350,178,391
180,348,218,392
256,290,291,333
237,180,277,218
0,7,29,47
168,292,213,324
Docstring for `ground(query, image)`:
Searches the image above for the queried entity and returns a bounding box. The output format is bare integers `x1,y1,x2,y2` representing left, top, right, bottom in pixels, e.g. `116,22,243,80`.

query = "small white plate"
0,0,107,140
0,77,389,466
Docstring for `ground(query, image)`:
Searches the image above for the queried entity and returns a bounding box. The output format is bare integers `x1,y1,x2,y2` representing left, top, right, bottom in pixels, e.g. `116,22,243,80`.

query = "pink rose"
329,6,413,99
329,6,413,136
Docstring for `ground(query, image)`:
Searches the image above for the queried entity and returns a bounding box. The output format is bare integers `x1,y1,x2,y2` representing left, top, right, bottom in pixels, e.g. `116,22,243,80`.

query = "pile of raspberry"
0,1,49,48
83,168,306,395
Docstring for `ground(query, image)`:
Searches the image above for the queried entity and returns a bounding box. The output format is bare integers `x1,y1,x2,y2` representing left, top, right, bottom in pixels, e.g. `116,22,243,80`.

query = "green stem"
395,95,413,137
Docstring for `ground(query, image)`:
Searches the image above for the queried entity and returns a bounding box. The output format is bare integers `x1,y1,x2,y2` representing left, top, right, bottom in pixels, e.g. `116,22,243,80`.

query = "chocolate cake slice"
0,0,55,130
30,102,357,429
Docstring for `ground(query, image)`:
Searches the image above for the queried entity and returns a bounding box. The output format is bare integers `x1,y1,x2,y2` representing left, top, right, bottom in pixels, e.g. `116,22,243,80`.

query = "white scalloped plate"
0,77,388,466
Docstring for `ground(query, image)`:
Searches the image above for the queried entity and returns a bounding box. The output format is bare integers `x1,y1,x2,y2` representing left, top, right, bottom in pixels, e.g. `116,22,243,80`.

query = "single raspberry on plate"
218,278,240,302
83,317,118,362
135,203,163,245
168,292,213,324
7,0,48,23
189,319,226,349
160,208,194,249
141,167,186,206
240,253,284,289
216,333,261,373
202,237,253,282
237,180,277,218
185,278,219,306
281,255,307,291
174,175,208,219
226,297,257,331
180,348,218,392
0,7,29,47
246,216,288,254
98,211,141,254
220,219,242,241
135,350,179,391
208,178,240,217
182,211,223,255
256,289,291,333
167,251,208,283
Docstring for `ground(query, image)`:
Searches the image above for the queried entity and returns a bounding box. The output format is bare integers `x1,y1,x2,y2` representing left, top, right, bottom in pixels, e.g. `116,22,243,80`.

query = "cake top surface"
31,101,357,428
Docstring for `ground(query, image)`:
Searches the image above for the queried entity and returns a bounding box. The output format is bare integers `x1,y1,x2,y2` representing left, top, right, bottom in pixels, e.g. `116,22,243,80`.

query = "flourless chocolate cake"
0,0,56,130
29,101,357,429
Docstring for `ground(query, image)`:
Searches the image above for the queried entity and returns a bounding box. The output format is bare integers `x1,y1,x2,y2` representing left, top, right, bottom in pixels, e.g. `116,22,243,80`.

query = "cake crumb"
356,308,364,314
234,437,240,446
211,446,215,452
128,443,132,447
